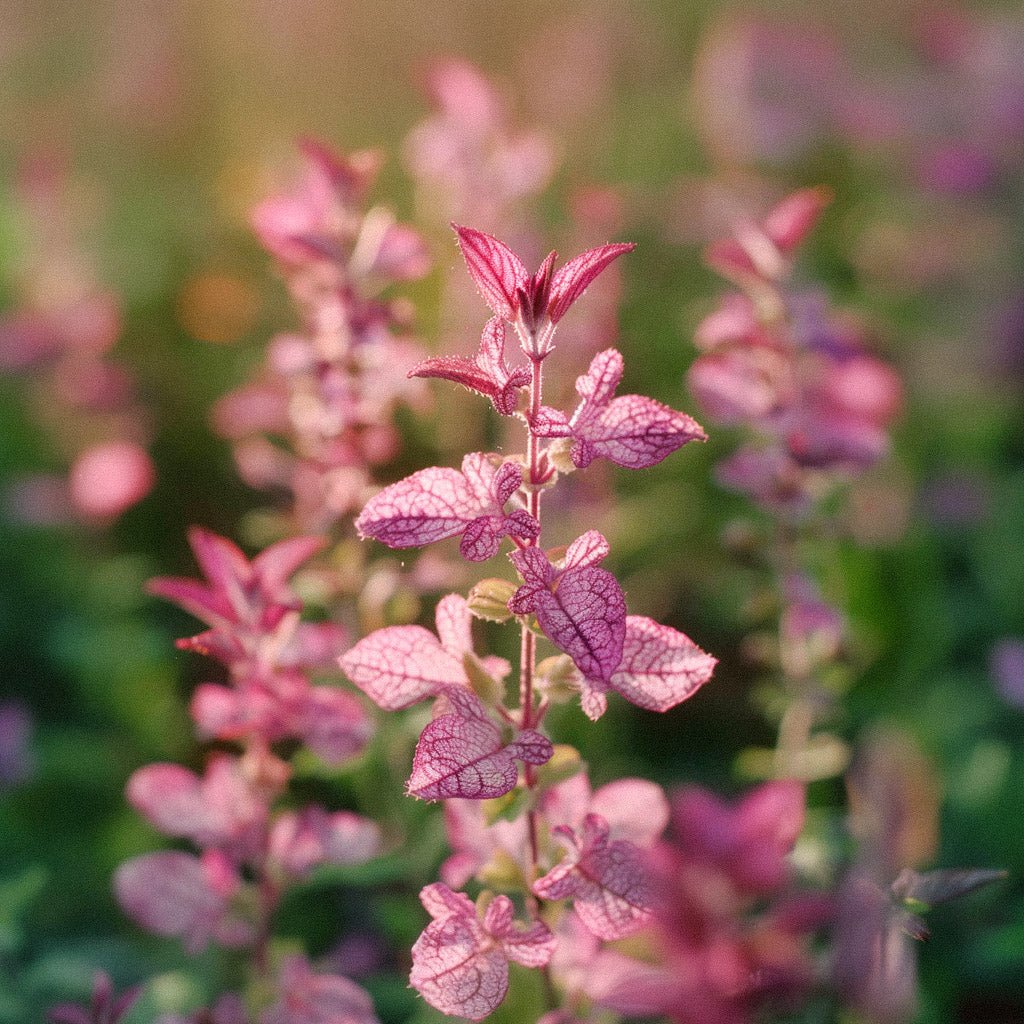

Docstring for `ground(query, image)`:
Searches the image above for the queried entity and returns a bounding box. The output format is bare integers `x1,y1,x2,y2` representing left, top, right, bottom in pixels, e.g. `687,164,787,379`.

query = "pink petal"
590,779,670,848
547,243,635,324
483,896,557,967
355,466,486,549
340,626,465,710
452,225,529,321
410,914,508,1020
763,186,832,253
322,811,383,865
146,577,234,627
607,617,716,712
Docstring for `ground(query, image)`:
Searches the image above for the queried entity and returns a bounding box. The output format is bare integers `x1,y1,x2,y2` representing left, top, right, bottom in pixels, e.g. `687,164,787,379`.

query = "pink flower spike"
532,814,652,940
547,243,635,324
125,754,266,855
535,349,706,470
581,616,716,720
452,224,529,321
410,883,555,1020
114,850,256,954
355,454,538,560
410,318,531,416
340,594,477,709
407,687,552,801
509,542,626,684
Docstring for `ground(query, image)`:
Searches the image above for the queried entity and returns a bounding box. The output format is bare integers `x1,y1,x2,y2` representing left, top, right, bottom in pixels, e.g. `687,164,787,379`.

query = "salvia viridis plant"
340,225,716,1019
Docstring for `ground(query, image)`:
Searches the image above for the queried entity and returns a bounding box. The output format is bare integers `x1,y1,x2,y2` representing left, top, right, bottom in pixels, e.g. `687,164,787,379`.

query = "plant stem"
520,354,544,875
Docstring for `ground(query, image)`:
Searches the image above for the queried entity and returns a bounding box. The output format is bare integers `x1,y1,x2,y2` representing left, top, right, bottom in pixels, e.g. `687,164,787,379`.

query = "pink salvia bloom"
509,538,626,684
579,616,718,721
535,349,706,469
68,440,155,519
355,452,538,560
409,317,531,415
148,528,325,641
410,883,556,1020
407,686,552,801
126,754,266,856
269,806,382,878
544,774,671,849
341,594,504,710
114,849,256,954
533,813,653,940
262,954,380,1024
670,780,806,894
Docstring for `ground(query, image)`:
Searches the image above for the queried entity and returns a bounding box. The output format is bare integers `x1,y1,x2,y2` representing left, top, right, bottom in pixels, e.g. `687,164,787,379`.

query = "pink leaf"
591,616,717,716
533,814,652,940
453,225,528,321
340,625,465,710
510,545,626,684
562,530,610,571
300,686,372,765
355,466,485,549
589,779,671,848
410,883,554,1021
356,455,537,560
411,318,530,415
537,349,706,470
125,755,266,855
547,243,635,323
407,687,552,801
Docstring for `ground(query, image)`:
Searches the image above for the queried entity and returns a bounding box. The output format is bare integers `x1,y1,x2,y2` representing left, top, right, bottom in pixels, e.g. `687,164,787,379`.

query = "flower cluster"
0,153,155,524
689,187,902,516
338,226,715,1018
214,139,431,531
541,781,823,1024
117,529,380,1020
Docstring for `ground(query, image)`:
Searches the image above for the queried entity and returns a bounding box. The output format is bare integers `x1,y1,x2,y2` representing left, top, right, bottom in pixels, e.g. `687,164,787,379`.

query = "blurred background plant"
1,1,1022,1021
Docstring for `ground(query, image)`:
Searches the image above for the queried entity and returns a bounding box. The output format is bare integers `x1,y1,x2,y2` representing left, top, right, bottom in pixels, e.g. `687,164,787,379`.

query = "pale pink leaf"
547,243,635,323
453,225,528,320
763,186,832,253
407,688,552,801
562,530,610,571
604,616,717,713
340,625,465,710
434,593,473,658
355,467,485,549
533,815,652,940
264,955,380,1024
589,779,670,848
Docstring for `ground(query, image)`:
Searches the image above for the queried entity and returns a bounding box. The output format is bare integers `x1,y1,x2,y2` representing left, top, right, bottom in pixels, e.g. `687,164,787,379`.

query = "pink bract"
532,813,653,940
341,594,508,710
534,348,706,469
509,536,627,684
410,883,555,1020
355,453,538,560
407,687,552,801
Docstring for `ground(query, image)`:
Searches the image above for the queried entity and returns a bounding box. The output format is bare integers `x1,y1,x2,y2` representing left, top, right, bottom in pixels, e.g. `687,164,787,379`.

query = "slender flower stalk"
341,224,715,1019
